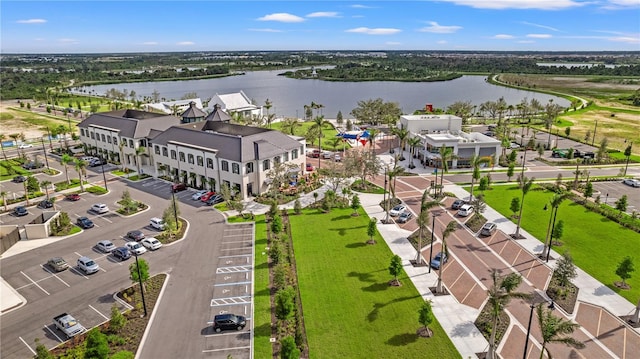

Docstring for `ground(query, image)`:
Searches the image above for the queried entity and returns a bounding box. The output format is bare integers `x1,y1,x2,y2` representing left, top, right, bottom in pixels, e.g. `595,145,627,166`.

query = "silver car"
96,240,116,253
77,256,100,274
622,178,640,188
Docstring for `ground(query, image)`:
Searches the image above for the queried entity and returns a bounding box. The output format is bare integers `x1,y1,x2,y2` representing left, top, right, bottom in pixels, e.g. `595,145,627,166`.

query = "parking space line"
210,296,251,306
214,281,252,287
202,346,251,353
219,254,252,258
89,305,109,321
223,234,252,238
73,213,100,227
18,336,36,355
44,324,64,343
20,271,50,295
204,332,251,338
41,265,71,287
220,247,253,252
69,267,89,279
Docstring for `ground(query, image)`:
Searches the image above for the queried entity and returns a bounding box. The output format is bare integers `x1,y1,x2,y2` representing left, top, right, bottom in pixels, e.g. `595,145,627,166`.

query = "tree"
34,338,54,359
415,191,439,265
437,145,456,197
342,149,381,191
565,126,571,137
486,270,530,359
275,286,295,320
366,127,380,154
510,197,520,219
350,98,402,126
310,107,330,167
129,257,149,290
436,221,458,294
551,219,564,245
615,194,628,214
472,193,487,215
293,199,302,215
536,303,584,359
120,189,137,214
162,194,180,239
41,180,52,200
271,212,283,236
26,175,40,194
506,162,515,181
84,328,109,359
418,300,435,337
393,127,410,160
388,254,403,285
220,182,232,203
584,181,593,200
407,136,422,168
350,194,361,216
281,117,300,135
280,335,301,359
514,177,535,238
616,256,635,288
74,158,87,192
555,251,577,291
135,146,146,175
1,190,7,212
109,304,127,333
367,218,377,244
596,137,609,163
336,110,344,125
61,153,73,184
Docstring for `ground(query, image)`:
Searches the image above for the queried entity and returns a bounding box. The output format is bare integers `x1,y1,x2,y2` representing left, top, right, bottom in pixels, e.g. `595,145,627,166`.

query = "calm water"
78,70,570,118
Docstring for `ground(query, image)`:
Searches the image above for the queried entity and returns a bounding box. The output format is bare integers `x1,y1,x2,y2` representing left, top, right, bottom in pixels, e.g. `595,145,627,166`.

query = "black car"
212,314,246,332
112,247,131,261
38,200,54,209
76,216,94,229
396,211,413,223
89,158,105,167
13,206,28,216
12,175,27,183
206,194,224,206
22,162,44,170
126,230,145,241
451,199,465,210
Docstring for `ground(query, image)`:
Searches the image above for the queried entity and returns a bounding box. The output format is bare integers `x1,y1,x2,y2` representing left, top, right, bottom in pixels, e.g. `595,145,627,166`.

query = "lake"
77,70,570,118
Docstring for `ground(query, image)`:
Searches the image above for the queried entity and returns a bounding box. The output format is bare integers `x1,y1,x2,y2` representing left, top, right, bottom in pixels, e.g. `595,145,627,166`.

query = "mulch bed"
545,273,579,314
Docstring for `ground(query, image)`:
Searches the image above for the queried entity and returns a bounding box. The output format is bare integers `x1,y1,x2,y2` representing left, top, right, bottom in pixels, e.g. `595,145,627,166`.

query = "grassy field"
270,121,343,151
0,104,80,140
472,184,640,304
252,208,461,358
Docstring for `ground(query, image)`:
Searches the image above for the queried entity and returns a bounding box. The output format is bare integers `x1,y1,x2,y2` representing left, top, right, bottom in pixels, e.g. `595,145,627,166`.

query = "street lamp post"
384,165,390,223
133,252,148,317
382,164,387,223
523,301,555,359
41,137,50,169
543,203,560,262
171,184,179,226
428,211,436,274
605,193,609,205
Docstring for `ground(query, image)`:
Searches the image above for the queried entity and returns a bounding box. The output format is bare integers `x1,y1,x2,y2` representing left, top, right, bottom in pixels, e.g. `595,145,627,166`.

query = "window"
207,158,214,169
107,136,111,144
232,163,240,174
292,149,298,159
90,132,95,140
113,137,118,145
140,139,147,147
263,159,270,170
170,150,177,160
221,160,229,172
274,156,281,165
246,163,254,174
187,154,194,164
122,138,127,147
154,145,161,155
162,147,168,157
283,152,289,161
129,139,133,147
197,155,203,166
80,129,85,136
179,152,185,162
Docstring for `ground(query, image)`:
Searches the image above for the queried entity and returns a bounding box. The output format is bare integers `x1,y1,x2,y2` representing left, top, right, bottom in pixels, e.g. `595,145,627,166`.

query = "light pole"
133,252,148,317
428,210,437,274
41,137,50,169
170,184,179,226
523,300,555,359
543,203,560,262
384,165,390,224
382,164,387,223
520,146,528,179
605,193,609,205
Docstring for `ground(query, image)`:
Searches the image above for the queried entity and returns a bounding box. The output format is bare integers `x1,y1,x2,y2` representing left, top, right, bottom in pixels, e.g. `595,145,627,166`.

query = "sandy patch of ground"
0,100,71,140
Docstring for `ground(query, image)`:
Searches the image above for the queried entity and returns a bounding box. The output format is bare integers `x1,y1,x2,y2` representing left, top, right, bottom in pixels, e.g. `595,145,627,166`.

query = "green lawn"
473,185,640,304
270,121,343,151
253,208,461,358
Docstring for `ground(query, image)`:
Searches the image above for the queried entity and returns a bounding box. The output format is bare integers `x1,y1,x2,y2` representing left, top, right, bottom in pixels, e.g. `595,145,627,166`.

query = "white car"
458,204,474,217
150,217,166,230
91,203,109,214
141,237,162,251
18,143,33,149
622,178,640,188
96,240,115,253
125,241,147,255
389,204,407,217
192,190,208,200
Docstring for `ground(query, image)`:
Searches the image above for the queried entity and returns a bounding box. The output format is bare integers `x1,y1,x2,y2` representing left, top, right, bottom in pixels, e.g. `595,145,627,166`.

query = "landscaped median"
470,184,640,304
253,207,460,358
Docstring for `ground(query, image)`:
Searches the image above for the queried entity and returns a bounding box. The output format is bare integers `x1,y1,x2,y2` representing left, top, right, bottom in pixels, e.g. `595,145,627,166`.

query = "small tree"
506,162,515,181
271,213,283,237
389,254,403,285
478,176,489,191
34,338,54,359
129,258,149,292
280,335,301,359
565,127,571,137
162,195,180,239
510,197,520,219
555,251,577,291
336,111,344,125
616,256,635,288
367,218,377,244
584,181,593,199
275,286,295,320
84,328,109,359
418,300,435,337
220,183,232,204
120,189,138,214
109,304,127,333
350,194,361,216
293,199,302,215
615,195,628,215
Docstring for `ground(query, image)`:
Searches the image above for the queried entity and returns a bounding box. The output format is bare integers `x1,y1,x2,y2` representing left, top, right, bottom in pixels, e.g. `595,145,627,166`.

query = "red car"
200,191,217,202
305,163,314,172
66,194,81,201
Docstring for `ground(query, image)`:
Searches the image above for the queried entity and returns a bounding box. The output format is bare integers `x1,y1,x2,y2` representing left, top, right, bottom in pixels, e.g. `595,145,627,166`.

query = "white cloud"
248,28,283,33
346,27,401,35
306,12,340,18
177,41,195,46
527,34,553,38
609,36,640,44
520,21,560,32
386,41,402,45
493,34,515,39
142,42,158,45
17,19,46,24
58,38,79,44
439,0,584,10
257,13,305,23
350,4,374,9
604,0,640,8
418,21,462,33
437,40,448,44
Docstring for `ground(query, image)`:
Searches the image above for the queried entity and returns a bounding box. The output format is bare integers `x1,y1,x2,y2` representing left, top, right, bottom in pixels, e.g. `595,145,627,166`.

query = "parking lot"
593,180,640,214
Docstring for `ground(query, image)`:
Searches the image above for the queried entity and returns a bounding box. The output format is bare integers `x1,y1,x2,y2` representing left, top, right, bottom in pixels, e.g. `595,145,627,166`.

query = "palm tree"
485,270,530,359
437,145,457,197
57,125,69,151
61,153,73,185
23,179,30,206
8,133,20,156
41,180,52,200
366,127,380,154
0,134,7,160
543,192,567,256
135,146,146,175
394,127,410,161
436,221,457,294
1,190,8,211
469,154,490,201
311,114,330,169
281,117,300,135
536,303,584,359
513,176,535,238
387,165,404,200
407,136,422,169
74,158,87,192
415,190,440,266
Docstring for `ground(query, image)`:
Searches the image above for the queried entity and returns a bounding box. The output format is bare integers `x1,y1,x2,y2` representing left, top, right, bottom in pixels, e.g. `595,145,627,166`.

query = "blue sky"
2,1,639,53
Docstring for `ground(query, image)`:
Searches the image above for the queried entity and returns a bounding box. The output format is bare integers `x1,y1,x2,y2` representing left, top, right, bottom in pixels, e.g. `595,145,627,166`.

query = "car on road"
13,206,28,216
213,313,246,332
171,182,187,193
22,161,44,170
430,252,448,270
126,230,145,241
305,163,314,172
96,240,116,253
389,204,407,217
457,204,474,217
150,217,166,230
206,194,224,206
125,241,147,255
38,200,54,209
510,142,521,149
480,222,497,236
12,175,27,183
334,154,342,162
451,199,465,210
112,247,131,261
89,158,105,167
91,203,109,214
141,237,162,251
200,191,217,202
53,313,86,339
76,216,94,229
66,193,81,201
47,257,69,272
192,190,208,200
396,211,413,223
18,143,33,149
622,178,640,188
77,256,99,274
322,151,332,159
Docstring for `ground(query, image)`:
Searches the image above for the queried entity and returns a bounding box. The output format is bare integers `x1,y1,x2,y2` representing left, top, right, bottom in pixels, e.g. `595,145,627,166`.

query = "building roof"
151,120,301,162
204,104,232,122
180,101,207,119
78,109,181,138
145,98,203,114
208,91,260,113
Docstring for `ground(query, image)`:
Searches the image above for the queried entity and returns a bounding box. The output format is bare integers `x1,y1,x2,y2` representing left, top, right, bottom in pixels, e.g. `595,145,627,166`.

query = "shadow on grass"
386,332,419,346
254,261,269,270
328,225,367,236
330,214,353,221
345,242,367,248
347,271,377,283
362,282,390,292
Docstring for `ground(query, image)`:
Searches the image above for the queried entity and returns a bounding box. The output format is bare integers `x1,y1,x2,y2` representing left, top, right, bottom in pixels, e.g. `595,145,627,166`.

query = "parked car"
91,203,109,214
334,154,342,162
22,161,44,170
308,149,321,158
76,216,94,229
89,158,105,167
192,190,208,200
12,175,27,183
322,151,332,159
66,193,81,201
13,206,28,217
430,252,448,270
171,183,187,193
141,237,162,251
38,200,54,209
206,194,224,205
396,211,413,223
150,217,166,230
126,230,145,241
212,313,246,332
451,199,465,210
53,313,86,339
112,247,131,261
509,142,521,149
47,257,69,272
96,240,116,253
480,222,497,236
18,143,33,149
622,178,640,188
200,191,217,202
305,163,314,171
389,204,407,217
483,131,495,137
77,256,99,274
125,241,147,255
457,204,474,217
